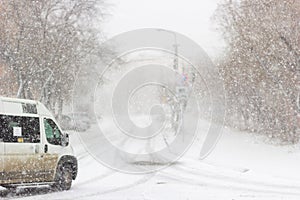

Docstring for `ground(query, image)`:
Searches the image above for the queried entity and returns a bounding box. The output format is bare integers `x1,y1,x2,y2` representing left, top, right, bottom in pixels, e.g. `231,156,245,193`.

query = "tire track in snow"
156,163,300,197
54,173,155,200
58,136,157,200
175,163,300,191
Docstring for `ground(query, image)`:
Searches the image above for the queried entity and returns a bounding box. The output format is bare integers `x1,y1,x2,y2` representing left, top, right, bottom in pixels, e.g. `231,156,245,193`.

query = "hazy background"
103,0,225,58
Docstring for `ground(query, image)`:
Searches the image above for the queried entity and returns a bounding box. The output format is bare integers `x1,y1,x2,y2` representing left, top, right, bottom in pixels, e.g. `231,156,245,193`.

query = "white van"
0,97,78,191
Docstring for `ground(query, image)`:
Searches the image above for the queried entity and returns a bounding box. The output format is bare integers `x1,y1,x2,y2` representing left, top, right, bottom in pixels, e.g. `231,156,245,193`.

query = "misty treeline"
215,0,299,143
0,0,108,116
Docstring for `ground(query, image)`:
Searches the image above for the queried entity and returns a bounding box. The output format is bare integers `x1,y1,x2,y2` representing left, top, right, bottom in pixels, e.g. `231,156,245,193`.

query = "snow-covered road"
3,119,300,200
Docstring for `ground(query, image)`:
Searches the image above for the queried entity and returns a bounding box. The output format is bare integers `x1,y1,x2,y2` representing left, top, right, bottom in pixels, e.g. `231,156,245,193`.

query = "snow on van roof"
0,96,54,117
0,96,38,104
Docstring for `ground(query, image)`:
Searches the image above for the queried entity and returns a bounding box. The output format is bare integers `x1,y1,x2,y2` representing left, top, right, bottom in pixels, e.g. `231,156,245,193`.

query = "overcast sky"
103,0,225,59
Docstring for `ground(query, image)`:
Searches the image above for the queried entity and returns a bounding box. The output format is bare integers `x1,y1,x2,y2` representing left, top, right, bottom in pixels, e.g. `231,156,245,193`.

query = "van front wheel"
53,164,73,191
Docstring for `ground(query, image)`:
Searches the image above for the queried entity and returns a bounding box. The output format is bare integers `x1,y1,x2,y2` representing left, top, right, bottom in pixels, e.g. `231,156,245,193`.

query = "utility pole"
156,29,181,131
173,35,178,71
156,29,178,71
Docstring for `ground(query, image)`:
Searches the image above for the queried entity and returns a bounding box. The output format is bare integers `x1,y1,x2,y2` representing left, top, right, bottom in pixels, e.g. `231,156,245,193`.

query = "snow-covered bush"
215,0,299,144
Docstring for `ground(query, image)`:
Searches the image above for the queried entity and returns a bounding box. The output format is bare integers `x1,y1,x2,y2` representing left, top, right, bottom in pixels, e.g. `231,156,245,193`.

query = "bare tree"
0,0,108,116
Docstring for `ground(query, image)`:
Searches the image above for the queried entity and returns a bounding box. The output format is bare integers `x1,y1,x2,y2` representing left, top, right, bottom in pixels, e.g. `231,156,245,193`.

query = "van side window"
22,103,37,114
0,115,40,143
44,118,62,145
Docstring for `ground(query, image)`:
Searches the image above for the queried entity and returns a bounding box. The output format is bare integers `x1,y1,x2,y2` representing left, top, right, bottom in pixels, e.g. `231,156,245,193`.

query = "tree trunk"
57,96,64,122
16,74,25,99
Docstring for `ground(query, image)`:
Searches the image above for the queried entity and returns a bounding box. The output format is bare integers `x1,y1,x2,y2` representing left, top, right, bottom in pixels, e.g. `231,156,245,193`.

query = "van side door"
42,118,64,181
0,114,45,184
0,138,4,184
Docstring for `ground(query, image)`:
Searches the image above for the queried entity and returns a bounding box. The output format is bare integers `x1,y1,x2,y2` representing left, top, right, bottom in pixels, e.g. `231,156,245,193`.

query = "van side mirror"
62,133,69,147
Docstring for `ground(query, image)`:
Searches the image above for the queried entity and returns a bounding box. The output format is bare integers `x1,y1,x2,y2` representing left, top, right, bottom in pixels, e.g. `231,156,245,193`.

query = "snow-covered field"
3,119,300,200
